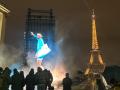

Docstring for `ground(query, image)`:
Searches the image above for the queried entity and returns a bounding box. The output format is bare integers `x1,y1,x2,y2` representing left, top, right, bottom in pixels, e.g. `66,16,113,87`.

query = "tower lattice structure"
85,10,105,76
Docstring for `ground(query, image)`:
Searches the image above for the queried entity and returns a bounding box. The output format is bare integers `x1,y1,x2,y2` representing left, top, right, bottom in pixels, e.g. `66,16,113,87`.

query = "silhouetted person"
0,67,3,89
49,86,54,90
35,67,46,90
0,67,11,90
110,78,116,85
62,73,72,90
11,68,21,90
43,69,53,90
19,71,25,90
25,68,35,90
97,78,106,90
0,67,3,76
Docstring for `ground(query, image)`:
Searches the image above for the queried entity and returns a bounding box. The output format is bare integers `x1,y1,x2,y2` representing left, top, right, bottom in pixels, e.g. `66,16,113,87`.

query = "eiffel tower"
85,10,105,76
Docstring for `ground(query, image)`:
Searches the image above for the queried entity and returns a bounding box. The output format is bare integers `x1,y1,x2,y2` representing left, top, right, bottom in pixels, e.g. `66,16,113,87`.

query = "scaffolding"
24,8,55,53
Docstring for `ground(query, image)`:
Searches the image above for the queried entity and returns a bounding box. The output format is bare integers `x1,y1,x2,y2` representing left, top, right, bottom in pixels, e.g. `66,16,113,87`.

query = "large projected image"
31,32,51,65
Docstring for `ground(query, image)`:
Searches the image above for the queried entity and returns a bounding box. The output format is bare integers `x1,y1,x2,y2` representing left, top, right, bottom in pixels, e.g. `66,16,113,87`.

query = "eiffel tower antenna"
85,9,105,75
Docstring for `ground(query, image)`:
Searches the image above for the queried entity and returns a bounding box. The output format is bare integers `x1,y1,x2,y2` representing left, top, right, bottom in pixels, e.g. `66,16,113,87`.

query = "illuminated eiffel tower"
85,10,105,75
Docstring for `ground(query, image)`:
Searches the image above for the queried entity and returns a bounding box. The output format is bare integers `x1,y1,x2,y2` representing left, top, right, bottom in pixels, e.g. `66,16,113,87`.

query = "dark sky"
2,0,120,69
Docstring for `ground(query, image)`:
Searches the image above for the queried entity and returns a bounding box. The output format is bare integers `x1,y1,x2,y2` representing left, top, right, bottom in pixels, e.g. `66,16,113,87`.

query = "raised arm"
31,32,35,36
31,32,37,38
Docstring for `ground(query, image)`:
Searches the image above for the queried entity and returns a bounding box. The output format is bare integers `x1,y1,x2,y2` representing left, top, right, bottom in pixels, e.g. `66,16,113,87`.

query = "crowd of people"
0,67,73,90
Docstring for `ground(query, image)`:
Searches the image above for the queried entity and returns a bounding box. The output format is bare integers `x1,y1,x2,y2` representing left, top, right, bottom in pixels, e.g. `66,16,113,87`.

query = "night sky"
2,0,120,69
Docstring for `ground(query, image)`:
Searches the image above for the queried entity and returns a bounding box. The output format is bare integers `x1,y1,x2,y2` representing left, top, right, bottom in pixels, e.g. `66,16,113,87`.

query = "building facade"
0,4,10,43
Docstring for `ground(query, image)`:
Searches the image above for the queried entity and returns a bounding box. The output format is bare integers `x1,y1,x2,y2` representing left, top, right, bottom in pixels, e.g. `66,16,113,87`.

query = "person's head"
37,33,42,38
3,67,11,75
13,68,19,75
37,67,42,72
29,68,34,75
0,67,3,73
20,71,24,76
44,69,48,72
65,73,69,78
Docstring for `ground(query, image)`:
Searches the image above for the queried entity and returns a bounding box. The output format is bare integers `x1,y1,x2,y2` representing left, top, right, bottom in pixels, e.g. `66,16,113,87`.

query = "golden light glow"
92,14,99,50
85,68,90,75
52,65,66,89
0,5,10,13
89,54,93,64
0,12,3,41
98,54,104,65
91,12,104,66
85,10,105,75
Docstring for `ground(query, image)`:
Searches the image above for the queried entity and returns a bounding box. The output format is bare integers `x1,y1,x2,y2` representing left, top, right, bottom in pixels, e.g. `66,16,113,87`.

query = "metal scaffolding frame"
24,8,55,53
